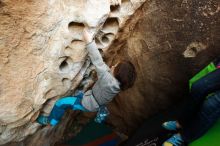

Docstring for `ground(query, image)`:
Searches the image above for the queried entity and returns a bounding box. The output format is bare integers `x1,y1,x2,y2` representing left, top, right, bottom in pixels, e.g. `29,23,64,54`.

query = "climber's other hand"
83,28,94,44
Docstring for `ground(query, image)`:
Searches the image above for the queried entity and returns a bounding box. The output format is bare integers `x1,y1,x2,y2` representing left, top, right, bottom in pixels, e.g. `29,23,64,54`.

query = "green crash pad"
189,63,220,146
190,119,220,146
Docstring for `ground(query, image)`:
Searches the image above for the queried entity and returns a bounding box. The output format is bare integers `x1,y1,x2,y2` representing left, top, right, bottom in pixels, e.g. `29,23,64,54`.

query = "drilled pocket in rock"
110,5,120,12
102,36,109,43
65,40,86,62
101,33,115,47
183,42,207,58
69,40,86,50
95,37,103,48
59,57,73,72
62,78,71,88
102,18,119,34
68,22,85,40
122,0,130,3
98,48,105,57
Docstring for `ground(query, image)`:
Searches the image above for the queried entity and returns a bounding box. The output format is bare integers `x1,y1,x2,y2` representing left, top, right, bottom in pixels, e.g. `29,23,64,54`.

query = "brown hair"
114,60,137,90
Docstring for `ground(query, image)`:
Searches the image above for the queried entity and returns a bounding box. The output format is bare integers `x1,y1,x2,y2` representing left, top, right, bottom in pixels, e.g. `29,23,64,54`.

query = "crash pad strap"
189,62,217,90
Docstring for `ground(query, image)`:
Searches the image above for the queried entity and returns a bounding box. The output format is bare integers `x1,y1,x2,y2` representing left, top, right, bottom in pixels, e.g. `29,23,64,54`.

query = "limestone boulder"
0,0,146,144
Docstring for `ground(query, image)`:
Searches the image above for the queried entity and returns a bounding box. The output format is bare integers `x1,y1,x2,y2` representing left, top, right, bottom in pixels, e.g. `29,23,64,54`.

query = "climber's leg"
190,69,220,104
37,91,87,126
37,115,49,125
176,69,220,130
180,90,220,143
48,97,77,126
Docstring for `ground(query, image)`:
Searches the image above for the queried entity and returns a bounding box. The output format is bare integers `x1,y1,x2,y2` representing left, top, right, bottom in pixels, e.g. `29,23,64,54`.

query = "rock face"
0,0,220,145
0,0,146,145
105,0,220,135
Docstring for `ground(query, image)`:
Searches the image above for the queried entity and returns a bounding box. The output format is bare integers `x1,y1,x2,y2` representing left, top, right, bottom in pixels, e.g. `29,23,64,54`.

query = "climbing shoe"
37,115,49,125
163,134,184,146
162,121,179,131
94,106,109,124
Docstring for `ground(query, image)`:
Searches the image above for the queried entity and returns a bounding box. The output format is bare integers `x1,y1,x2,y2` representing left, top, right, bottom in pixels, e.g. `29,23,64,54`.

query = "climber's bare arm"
83,28,110,75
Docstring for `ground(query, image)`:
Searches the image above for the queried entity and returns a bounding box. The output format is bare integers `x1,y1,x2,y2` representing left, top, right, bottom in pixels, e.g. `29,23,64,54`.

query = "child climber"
37,28,137,126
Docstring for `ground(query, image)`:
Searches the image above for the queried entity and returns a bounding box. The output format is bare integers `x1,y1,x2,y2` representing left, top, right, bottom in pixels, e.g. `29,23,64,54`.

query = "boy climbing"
37,28,137,126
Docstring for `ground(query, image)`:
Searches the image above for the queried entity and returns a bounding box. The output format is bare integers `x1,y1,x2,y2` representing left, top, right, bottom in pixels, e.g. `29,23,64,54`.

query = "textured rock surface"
0,0,219,145
106,0,220,135
0,0,146,145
